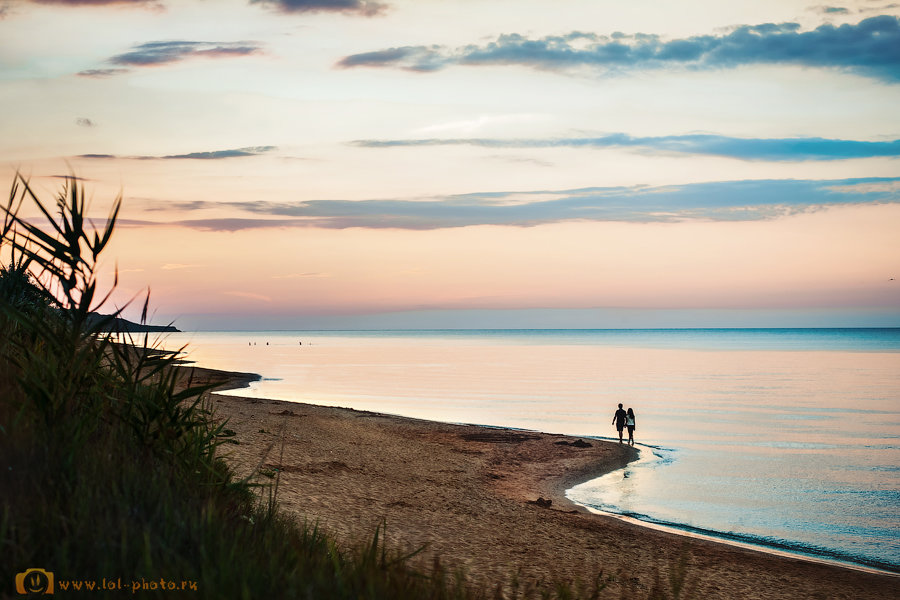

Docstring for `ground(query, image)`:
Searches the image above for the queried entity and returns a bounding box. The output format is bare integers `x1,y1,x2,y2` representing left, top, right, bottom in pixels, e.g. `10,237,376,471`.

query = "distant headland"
87,313,180,333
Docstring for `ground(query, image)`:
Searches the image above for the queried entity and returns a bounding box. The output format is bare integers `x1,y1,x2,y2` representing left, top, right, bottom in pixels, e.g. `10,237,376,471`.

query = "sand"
185,366,899,599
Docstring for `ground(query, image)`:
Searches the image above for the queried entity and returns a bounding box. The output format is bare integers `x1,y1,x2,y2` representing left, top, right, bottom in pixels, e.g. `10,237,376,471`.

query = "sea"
154,328,900,573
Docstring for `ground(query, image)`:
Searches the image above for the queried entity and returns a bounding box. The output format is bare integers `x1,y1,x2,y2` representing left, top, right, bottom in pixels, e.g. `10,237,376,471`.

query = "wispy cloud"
351,133,900,162
120,177,900,231
251,0,387,17
76,40,263,77
337,46,446,72
810,5,851,15
860,3,900,14
75,117,96,127
136,199,209,212
76,146,277,160
114,218,285,232
415,114,544,136
161,146,276,160
110,40,262,67
161,263,204,270
24,0,160,6
825,179,900,193
77,68,130,78
336,15,900,82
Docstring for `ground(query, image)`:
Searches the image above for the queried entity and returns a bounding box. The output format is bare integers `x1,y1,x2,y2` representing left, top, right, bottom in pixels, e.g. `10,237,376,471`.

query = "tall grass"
0,173,693,599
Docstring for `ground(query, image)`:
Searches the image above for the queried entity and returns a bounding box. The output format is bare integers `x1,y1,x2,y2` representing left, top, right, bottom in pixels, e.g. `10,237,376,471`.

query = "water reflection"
157,330,900,570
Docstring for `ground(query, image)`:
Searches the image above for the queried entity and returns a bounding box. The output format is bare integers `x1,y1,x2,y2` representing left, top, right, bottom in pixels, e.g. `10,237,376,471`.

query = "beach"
185,365,898,599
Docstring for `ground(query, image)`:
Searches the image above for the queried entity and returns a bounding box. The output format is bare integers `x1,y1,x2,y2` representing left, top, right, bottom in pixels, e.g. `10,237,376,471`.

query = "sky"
1,0,898,330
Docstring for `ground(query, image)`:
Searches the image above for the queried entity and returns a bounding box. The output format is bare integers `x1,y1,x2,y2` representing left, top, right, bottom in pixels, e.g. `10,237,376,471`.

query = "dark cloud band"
351,133,900,162
21,0,387,14
77,146,276,160
127,177,900,231
336,16,900,82
25,1,159,6
251,0,386,16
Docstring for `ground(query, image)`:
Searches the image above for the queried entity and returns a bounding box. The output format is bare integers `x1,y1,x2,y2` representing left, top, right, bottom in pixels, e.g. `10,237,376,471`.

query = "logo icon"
15,569,54,595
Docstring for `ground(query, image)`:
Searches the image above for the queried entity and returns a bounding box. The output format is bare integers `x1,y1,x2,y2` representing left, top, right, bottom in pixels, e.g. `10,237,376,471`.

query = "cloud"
161,146,276,159
351,133,900,162
76,146,277,160
251,0,387,16
75,117,96,127
23,0,160,6
810,5,851,15
136,199,209,212
109,40,262,67
825,180,900,193
336,15,900,82
156,218,292,231
77,40,262,77
121,176,900,231
860,3,900,14
161,263,204,270
415,114,543,136
77,68,130,78
336,46,445,71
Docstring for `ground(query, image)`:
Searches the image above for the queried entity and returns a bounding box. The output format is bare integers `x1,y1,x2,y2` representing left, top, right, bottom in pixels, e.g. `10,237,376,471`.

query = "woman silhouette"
626,408,636,446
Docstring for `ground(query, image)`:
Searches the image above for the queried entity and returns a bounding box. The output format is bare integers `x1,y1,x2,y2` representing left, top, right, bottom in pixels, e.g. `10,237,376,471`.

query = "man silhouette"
612,403,627,444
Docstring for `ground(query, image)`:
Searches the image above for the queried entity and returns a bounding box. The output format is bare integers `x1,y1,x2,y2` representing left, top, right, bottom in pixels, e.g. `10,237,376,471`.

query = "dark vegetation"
86,313,180,333
0,174,692,599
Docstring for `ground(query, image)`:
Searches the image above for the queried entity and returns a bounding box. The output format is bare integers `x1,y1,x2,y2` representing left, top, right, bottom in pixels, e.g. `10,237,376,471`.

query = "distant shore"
184,365,900,599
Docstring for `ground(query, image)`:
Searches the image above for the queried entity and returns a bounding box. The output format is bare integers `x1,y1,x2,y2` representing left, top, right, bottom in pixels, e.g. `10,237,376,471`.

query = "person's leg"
618,426,623,443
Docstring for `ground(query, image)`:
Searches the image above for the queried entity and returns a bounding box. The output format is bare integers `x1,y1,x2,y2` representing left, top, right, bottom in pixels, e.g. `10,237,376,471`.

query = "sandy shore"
186,366,899,599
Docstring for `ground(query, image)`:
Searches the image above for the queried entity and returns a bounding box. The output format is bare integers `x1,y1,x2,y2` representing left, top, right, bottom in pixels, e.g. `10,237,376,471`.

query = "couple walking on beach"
612,403,636,446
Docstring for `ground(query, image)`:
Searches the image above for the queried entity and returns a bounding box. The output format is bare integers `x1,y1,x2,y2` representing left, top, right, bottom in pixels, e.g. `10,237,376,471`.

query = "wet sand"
188,366,899,599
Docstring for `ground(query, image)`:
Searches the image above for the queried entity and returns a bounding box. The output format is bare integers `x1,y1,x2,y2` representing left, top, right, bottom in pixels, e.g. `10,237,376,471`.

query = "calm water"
158,329,900,572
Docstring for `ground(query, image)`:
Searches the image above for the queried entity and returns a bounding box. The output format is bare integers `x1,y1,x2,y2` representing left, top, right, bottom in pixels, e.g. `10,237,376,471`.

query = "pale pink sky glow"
92,203,900,326
1,0,898,328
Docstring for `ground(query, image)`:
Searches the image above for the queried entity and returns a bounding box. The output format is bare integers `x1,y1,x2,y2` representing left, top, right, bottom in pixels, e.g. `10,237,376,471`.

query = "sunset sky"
1,0,898,329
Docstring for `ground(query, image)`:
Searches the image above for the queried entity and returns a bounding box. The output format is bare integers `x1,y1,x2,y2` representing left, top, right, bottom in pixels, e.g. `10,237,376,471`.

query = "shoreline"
585,508,899,578
183,364,900,598
565,446,900,577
